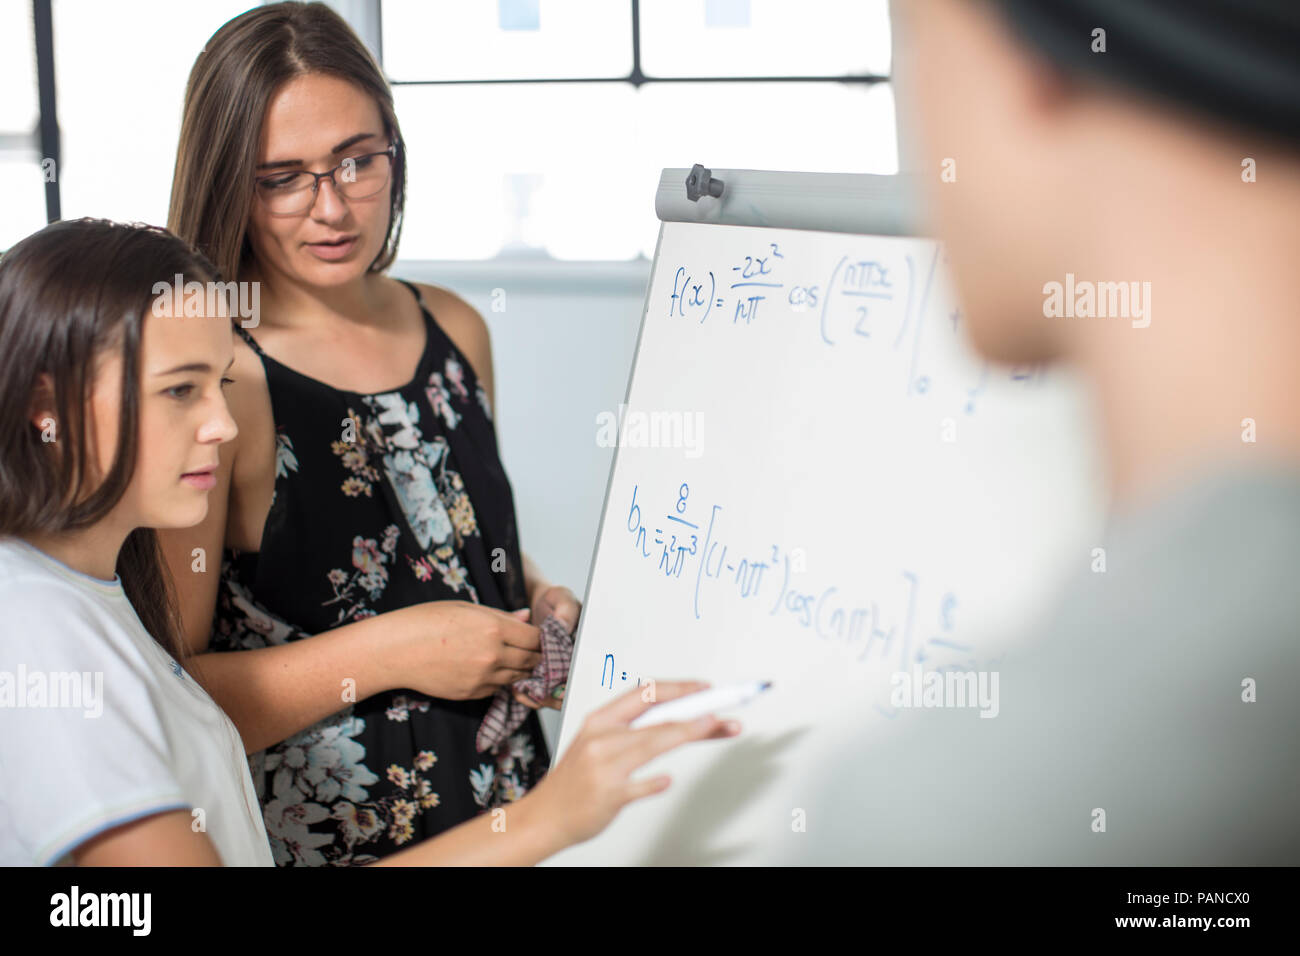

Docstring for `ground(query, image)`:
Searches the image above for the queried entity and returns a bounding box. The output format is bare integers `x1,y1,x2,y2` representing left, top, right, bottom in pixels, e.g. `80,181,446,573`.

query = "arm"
372,788,566,866
183,613,416,755
157,424,407,754
379,681,732,865
76,810,224,866
161,453,541,753
159,437,540,753
74,683,736,866
521,549,553,607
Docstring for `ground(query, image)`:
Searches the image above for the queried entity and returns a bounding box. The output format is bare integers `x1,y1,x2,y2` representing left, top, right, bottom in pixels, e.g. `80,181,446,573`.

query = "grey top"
791,463,1300,864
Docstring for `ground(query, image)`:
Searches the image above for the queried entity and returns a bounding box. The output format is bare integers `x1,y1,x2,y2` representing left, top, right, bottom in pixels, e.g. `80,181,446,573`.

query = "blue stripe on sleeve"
41,801,192,866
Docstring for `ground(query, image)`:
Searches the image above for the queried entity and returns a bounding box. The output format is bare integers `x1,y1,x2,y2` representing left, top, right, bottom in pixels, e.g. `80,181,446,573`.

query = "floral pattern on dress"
322,524,400,625
255,711,460,865
213,566,523,867
432,354,496,424
361,387,481,602
275,430,299,479
216,297,550,866
383,750,442,845
488,731,537,806
425,360,462,430
464,732,535,808
213,562,306,650
261,713,382,866
385,694,431,722
331,406,383,498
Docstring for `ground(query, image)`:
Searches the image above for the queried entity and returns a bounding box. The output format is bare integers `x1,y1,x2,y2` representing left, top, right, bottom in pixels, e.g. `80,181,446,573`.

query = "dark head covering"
989,0,1300,148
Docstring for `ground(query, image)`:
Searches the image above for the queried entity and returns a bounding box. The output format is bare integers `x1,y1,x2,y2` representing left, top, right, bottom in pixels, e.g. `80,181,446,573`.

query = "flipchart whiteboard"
544,169,1105,865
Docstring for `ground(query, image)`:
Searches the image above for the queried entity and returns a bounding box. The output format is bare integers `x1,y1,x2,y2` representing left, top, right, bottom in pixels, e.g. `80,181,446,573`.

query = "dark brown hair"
0,218,221,661
989,0,1300,151
167,1,407,280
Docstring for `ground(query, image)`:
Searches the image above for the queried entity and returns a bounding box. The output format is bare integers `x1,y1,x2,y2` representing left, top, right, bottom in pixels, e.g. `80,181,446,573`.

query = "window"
4,0,896,261
49,0,256,228
386,0,895,261
0,1,44,250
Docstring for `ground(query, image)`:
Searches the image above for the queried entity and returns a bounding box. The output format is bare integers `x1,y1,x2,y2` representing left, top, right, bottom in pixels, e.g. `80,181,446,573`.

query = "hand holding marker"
629,680,772,730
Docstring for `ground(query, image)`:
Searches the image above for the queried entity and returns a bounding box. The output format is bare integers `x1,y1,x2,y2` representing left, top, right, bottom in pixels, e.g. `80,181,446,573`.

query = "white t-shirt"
0,537,274,866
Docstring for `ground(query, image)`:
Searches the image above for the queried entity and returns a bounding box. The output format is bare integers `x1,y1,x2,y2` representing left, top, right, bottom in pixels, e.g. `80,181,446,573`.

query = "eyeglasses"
254,144,397,215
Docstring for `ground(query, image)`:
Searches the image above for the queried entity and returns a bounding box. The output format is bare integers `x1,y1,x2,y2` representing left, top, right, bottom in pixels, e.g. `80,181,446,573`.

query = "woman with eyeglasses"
158,1,592,865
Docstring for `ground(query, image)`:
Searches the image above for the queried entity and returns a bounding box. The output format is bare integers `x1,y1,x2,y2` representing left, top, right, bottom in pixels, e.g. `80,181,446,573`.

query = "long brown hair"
0,218,221,662
167,1,407,281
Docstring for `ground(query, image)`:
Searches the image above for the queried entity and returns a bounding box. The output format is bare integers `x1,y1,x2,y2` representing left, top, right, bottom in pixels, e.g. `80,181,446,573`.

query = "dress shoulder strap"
231,281,431,360
397,277,435,313
231,319,268,358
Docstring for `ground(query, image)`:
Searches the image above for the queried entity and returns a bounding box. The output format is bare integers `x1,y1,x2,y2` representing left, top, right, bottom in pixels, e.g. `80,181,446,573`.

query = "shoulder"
409,281,493,381
0,569,95,616
0,569,146,673
224,326,275,477
0,548,107,617
227,324,270,412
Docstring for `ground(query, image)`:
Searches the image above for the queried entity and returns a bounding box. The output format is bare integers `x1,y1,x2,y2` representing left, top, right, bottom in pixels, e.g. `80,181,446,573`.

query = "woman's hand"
523,681,741,848
508,584,581,711
530,584,581,633
511,686,564,711
386,601,541,700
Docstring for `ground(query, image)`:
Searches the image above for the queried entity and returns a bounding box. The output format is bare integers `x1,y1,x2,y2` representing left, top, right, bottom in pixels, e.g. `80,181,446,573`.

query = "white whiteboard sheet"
544,220,1104,865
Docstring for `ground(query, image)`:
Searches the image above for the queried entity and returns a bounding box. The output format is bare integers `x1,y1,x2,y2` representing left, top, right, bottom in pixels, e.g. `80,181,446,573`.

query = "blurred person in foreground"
793,0,1300,864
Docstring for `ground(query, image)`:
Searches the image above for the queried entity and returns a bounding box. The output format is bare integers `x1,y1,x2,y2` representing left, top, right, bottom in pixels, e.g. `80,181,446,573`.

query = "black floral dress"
210,279,549,866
